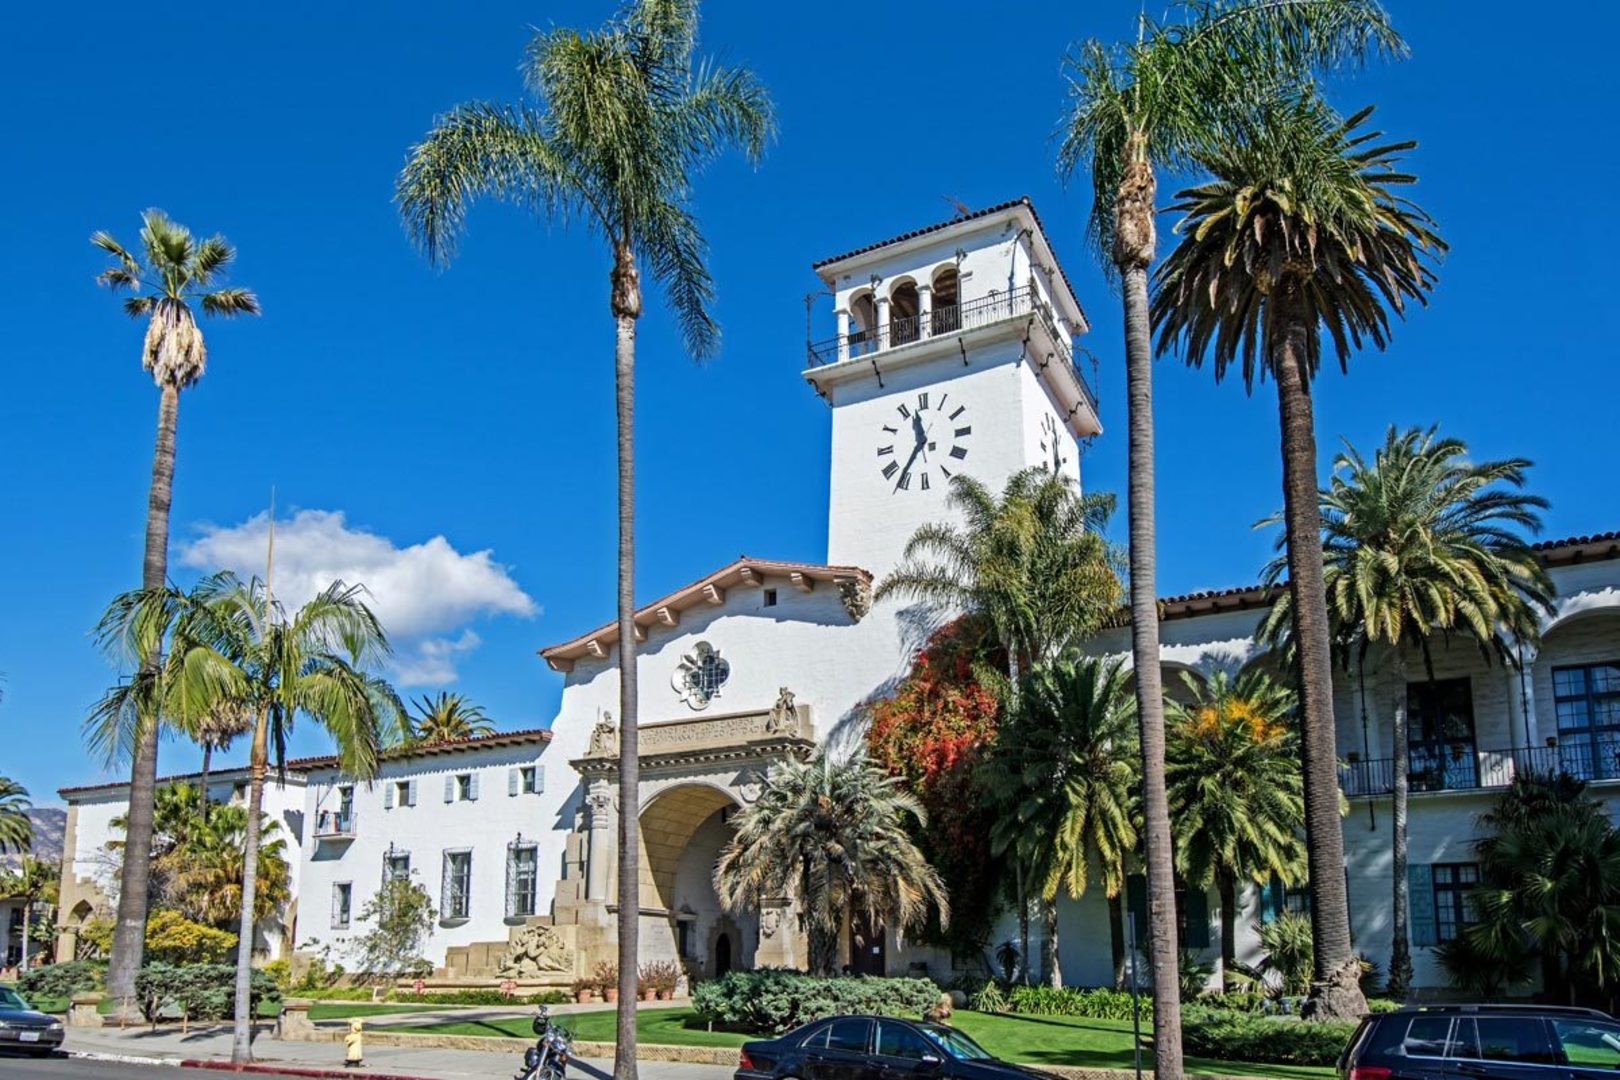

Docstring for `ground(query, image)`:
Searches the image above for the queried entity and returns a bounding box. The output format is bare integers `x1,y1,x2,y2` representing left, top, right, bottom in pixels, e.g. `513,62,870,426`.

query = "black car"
0,985,65,1056
1339,1004,1620,1080
736,1015,1036,1080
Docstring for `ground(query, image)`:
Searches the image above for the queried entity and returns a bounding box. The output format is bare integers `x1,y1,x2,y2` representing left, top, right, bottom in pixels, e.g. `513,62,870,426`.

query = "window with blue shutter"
1259,877,1284,924
1125,873,1208,948
443,775,456,803
508,768,520,797
384,782,395,810
1408,863,1438,947
468,772,480,801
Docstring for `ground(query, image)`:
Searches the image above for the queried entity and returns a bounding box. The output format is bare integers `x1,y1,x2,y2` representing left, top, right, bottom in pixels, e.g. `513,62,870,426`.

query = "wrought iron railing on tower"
806,286,1098,415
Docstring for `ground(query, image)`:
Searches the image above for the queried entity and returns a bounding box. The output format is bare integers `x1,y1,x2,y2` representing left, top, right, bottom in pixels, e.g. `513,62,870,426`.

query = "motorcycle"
516,1005,572,1080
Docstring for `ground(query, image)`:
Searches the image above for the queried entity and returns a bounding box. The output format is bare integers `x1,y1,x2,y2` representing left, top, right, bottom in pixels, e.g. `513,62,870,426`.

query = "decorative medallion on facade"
837,577,873,622
672,641,730,711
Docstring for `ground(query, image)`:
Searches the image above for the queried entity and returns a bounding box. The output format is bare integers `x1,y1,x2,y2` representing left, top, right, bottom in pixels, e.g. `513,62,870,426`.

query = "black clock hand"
895,441,924,490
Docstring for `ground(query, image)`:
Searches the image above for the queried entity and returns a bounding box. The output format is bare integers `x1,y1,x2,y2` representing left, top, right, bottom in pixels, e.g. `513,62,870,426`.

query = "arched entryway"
637,784,757,980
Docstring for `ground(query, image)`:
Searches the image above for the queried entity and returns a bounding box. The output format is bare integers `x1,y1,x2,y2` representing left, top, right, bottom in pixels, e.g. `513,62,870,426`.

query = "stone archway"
636,784,757,979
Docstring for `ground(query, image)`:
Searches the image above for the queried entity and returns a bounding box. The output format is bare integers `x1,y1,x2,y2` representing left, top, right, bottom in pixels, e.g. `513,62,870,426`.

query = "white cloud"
180,510,537,686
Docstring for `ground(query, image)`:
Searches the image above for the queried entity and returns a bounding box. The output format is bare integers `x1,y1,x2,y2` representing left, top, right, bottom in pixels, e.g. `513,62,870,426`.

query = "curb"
70,1050,182,1067
182,1061,439,1080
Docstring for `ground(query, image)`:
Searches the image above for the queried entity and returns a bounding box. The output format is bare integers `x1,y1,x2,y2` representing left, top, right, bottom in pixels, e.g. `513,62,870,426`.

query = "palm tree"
395,7,771,1068
409,692,495,745
0,857,59,971
1152,96,1444,1018
167,805,291,932
877,467,1121,980
0,777,32,853
982,656,1138,987
1259,426,1553,996
1057,0,1401,1046
714,747,948,976
91,209,259,1008
1165,670,1305,984
193,702,252,823
94,572,400,1064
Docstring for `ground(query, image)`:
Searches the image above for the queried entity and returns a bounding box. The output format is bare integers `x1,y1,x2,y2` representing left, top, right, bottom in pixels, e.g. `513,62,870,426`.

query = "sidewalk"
63,1022,736,1080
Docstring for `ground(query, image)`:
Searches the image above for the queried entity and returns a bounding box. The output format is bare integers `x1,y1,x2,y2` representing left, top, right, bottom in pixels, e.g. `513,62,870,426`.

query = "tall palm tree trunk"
1387,649,1412,998
199,743,213,824
20,900,30,971
231,707,269,1065
1115,143,1183,1080
1042,900,1061,987
1271,296,1366,1021
611,246,641,1080
1109,892,1127,989
108,380,181,1013
1217,870,1237,987
1015,861,1030,983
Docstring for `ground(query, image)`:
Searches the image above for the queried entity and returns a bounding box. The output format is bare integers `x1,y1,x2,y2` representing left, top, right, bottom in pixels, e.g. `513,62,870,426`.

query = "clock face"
875,390,970,493
1039,413,1068,473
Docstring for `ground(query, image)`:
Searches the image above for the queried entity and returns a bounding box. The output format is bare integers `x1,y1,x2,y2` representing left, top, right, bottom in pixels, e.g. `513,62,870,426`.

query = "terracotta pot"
657,990,674,1001
576,990,594,1004
604,989,619,1003
641,988,657,1001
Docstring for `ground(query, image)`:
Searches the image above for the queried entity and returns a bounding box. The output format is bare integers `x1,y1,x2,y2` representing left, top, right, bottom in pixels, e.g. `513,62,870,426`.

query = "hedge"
18,961,103,1000
1182,1008,1357,1066
693,970,942,1034
133,963,280,1024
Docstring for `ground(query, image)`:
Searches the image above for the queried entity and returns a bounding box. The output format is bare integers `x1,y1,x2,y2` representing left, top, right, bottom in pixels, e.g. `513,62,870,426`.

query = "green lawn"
393,1007,1334,1079
309,1002,475,1021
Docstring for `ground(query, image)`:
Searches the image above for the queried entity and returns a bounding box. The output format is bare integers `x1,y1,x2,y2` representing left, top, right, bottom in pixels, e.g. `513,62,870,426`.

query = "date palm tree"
877,467,1121,980
91,210,259,1008
0,777,31,853
97,572,400,1064
714,747,949,976
1152,96,1444,1018
1259,426,1553,995
982,656,1138,987
408,692,495,745
1058,0,1401,1046
1165,670,1305,984
395,7,771,1068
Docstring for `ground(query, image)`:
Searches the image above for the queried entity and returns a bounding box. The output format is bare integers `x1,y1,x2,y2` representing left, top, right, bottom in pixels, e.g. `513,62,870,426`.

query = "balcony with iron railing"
806,286,1098,415
314,808,356,841
1338,732,1620,797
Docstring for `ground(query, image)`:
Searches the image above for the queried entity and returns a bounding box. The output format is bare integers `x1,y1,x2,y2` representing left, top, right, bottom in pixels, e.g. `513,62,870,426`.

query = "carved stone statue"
838,577,873,622
766,687,798,735
496,923,573,977
588,714,617,757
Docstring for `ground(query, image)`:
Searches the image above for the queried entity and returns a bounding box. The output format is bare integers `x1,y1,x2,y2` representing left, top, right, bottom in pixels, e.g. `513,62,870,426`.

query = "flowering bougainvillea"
866,615,1005,957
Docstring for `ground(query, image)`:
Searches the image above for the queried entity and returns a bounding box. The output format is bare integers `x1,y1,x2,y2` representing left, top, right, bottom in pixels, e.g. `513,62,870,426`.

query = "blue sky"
2,1,1615,803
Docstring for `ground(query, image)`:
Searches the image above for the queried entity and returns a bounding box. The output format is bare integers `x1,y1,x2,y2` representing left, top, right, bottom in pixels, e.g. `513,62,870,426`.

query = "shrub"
1182,1008,1356,1066
18,961,102,1000
969,982,1008,1013
407,988,570,1006
1005,985,1149,1021
1256,913,1314,996
133,963,280,1024
640,961,679,994
592,960,618,995
144,910,237,965
262,959,292,992
693,970,941,1034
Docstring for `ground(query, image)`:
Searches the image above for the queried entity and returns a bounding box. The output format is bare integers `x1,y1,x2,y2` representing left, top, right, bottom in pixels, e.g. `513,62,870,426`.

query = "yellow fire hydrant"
344,1018,364,1068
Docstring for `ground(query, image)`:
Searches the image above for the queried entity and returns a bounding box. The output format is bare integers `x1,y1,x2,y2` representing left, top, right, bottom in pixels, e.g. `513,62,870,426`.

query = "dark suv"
1340,1005,1620,1080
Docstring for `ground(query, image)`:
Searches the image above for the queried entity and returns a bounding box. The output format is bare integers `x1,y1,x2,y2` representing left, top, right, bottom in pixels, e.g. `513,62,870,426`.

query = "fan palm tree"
1259,426,1553,995
0,777,31,853
409,692,496,745
0,857,58,971
166,805,291,931
1152,96,1444,1018
1165,670,1305,983
715,748,948,976
982,656,1138,987
94,572,400,1064
91,209,259,1008
396,8,771,1066
1057,0,1401,1043
877,467,1121,979
193,702,252,823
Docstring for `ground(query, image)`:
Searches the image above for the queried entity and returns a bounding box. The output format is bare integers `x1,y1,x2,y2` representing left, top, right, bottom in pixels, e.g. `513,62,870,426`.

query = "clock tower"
805,197,1101,581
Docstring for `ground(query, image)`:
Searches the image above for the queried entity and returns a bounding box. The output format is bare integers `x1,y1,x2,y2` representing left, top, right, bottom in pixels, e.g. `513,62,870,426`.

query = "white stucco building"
52,200,1620,994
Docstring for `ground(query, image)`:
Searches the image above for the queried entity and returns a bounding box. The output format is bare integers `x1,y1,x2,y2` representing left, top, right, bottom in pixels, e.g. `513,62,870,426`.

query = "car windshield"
926,1025,994,1061
0,987,28,1009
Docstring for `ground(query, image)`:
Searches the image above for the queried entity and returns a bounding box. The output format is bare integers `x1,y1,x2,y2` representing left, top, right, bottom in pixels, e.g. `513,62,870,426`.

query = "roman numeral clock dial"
876,392,970,493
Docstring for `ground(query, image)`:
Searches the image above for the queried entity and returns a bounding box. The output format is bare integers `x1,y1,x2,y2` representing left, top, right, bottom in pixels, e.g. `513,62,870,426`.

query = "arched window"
848,291,878,357
889,279,920,346
931,266,961,334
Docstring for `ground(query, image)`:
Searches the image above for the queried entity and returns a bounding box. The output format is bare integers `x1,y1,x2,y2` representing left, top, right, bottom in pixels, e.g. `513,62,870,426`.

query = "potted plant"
572,977,595,1005
641,960,678,1001
636,963,657,1001
594,960,619,1004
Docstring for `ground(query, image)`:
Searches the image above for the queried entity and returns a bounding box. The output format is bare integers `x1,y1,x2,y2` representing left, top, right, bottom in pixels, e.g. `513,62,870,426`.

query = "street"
0,1055,313,1079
